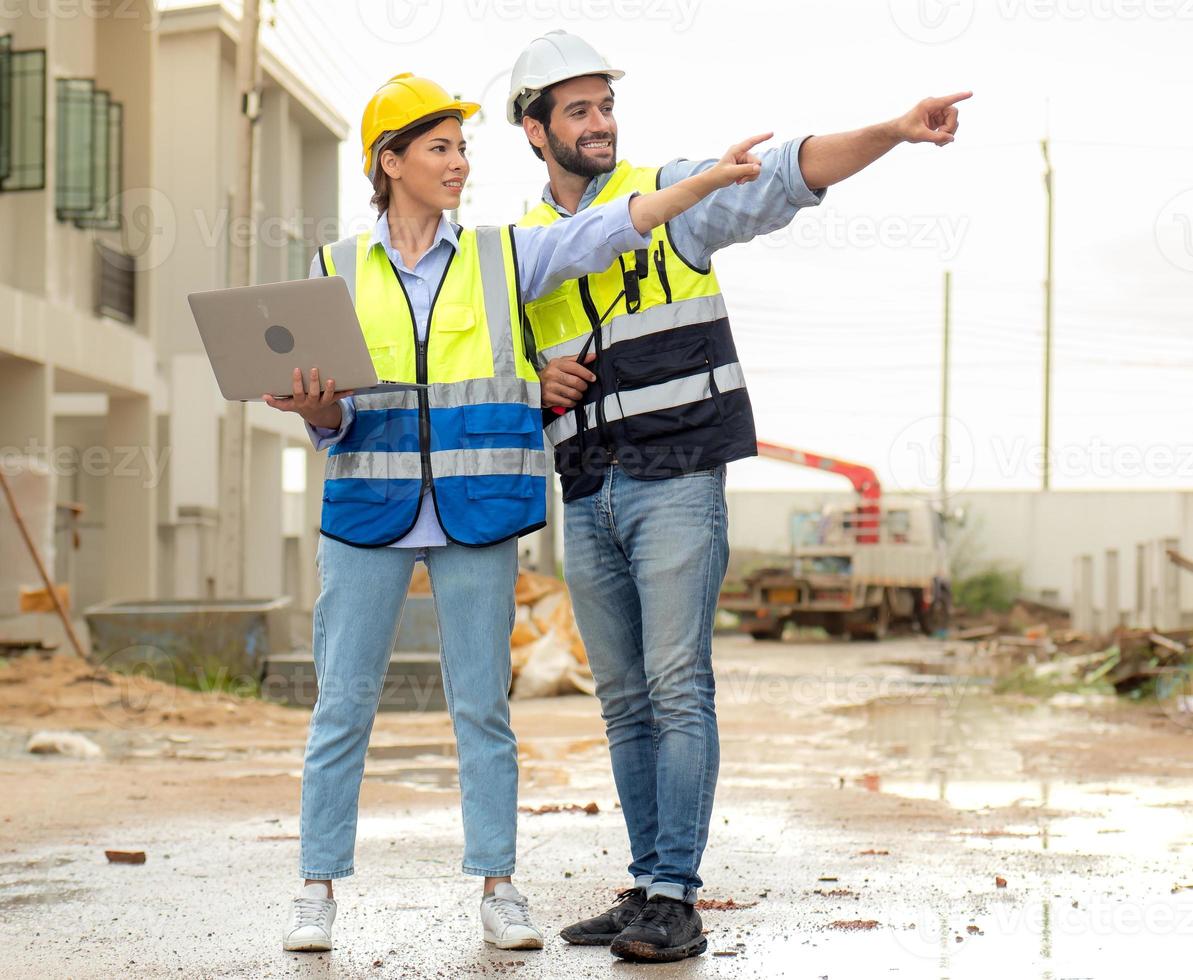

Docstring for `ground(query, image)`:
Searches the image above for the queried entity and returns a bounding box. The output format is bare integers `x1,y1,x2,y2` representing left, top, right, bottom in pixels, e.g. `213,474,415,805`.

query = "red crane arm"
755,440,883,543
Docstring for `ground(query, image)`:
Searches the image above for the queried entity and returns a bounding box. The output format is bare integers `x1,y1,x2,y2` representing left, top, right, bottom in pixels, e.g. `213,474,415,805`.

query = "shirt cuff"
305,397,355,451
789,136,828,207
602,191,653,253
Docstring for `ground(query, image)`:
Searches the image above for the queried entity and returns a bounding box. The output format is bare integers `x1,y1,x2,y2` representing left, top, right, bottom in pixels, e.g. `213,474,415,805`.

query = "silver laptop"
188,277,424,401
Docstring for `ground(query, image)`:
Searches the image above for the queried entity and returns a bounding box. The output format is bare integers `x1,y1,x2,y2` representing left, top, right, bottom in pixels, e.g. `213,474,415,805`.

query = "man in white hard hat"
509,29,970,964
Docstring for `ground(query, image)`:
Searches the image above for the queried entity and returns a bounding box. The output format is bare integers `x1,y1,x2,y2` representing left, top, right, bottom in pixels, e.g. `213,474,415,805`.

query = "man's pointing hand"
896,91,973,146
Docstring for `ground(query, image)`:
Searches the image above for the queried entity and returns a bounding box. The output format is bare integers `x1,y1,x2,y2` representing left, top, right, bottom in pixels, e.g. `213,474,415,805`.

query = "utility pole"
217,0,262,596
940,269,951,507
1041,137,1054,491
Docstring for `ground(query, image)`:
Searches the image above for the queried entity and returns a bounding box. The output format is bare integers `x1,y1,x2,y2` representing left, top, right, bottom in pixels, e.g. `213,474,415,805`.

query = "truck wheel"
748,623,785,642
870,599,890,641
825,613,849,638
848,596,890,642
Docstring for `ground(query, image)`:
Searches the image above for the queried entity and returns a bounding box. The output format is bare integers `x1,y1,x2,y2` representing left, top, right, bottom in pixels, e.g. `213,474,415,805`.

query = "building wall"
0,2,159,613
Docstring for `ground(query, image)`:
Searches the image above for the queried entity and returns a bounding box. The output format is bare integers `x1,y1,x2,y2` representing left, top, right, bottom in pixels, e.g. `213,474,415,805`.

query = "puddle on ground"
0,885,90,909
363,765,460,790
367,741,457,761
832,694,1193,862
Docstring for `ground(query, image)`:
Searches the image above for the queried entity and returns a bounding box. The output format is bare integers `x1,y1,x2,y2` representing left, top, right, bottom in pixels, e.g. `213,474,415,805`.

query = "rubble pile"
946,612,1193,710
409,566,594,699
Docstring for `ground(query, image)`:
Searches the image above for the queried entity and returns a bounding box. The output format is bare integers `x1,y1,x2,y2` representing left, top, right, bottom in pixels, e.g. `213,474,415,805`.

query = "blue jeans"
563,464,729,904
299,535,520,879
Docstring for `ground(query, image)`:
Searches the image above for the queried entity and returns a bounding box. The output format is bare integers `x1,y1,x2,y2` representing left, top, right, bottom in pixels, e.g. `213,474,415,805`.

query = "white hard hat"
506,29,625,126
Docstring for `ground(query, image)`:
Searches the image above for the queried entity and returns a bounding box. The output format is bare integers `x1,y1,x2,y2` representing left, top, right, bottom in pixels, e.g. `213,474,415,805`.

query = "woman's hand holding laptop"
263,367,354,428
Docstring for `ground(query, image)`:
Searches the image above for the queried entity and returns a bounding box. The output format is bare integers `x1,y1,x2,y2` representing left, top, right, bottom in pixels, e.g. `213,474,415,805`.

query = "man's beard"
547,128,617,178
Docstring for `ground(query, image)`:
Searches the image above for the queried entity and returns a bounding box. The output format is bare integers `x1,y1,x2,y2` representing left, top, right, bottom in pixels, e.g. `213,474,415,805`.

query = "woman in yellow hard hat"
266,71,767,954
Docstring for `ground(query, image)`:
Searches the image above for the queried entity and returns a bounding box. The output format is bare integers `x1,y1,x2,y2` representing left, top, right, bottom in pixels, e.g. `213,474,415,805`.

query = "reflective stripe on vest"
546,362,747,446
536,293,728,363
317,224,546,547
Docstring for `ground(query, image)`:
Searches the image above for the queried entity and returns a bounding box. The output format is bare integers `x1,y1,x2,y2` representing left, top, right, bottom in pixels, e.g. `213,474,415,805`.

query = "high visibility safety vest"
317,225,546,548
519,161,756,502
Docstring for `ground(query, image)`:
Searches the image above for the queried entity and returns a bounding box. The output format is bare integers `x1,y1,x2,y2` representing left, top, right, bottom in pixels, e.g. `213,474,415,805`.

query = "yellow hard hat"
361,73,479,178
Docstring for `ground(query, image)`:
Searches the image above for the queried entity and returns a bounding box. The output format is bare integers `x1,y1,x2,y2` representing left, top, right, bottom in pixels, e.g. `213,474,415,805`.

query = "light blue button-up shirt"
308,196,650,548
542,136,827,269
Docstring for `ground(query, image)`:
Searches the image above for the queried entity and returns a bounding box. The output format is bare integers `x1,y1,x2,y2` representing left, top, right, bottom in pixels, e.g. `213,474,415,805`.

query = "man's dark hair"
521,89,556,161
369,116,451,214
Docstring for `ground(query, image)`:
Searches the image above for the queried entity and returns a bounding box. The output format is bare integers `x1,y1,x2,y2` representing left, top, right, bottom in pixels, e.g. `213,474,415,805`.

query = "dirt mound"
0,651,301,731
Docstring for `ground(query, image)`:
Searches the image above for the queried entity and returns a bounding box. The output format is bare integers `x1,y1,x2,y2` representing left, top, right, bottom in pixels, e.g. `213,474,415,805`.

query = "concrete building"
152,2,345,611
0,1,159,619
0,1,346,631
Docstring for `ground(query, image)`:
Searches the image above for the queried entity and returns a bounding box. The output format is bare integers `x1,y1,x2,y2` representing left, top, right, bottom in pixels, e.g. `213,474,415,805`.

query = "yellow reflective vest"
317,225,546,547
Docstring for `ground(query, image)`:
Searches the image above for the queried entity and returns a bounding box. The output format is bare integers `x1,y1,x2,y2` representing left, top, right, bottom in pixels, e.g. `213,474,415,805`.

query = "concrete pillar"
1072,554,1094,633
1103,549,1120,634
1147,541,1162,629
0,359,52,450
104,394,157,599
173,506,218,599
245,429,283,597
299,445,324,611
167,355,221,597
1135,542,1149,627
1161,536,1181,631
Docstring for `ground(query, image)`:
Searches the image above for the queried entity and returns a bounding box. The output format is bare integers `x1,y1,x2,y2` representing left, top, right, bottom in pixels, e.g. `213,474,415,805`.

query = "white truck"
719,443,953,641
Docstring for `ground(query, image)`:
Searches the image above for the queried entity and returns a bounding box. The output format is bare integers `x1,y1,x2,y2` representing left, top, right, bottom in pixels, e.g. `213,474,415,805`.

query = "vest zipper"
387,251,456,506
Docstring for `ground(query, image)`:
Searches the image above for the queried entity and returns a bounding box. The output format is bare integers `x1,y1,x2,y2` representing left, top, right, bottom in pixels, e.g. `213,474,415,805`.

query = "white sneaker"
481,882,545,950
283,882,337,952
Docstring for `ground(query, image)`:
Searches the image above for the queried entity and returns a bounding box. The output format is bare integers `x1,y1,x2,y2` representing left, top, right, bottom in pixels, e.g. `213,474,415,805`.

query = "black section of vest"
318,246,329,278
552,314,758,503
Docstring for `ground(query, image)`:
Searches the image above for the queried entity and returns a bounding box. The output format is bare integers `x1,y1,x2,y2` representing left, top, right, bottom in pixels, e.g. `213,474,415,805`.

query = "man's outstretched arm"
798,91,973,191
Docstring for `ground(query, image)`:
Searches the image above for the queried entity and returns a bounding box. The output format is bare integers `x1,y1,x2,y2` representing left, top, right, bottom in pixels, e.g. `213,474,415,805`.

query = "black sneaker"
610,894,707,963
559,887,648,946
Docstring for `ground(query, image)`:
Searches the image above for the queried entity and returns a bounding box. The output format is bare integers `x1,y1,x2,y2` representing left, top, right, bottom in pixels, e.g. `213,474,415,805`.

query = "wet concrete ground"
3,634,1193,978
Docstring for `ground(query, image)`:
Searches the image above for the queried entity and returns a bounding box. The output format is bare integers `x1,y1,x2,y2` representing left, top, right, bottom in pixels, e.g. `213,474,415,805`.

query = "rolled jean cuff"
634,874,654,890
298,866,355,880
646,881,698,905
463,864,516,877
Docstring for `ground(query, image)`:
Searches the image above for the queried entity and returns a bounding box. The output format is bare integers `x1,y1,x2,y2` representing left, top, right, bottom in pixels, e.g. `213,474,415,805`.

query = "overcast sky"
177,0,1193,494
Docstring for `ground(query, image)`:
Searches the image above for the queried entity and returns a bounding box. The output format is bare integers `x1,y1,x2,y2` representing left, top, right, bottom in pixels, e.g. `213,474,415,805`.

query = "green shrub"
955,565,1022,614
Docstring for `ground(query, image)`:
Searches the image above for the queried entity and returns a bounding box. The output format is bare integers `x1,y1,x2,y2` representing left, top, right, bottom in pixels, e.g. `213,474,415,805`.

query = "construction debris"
26,730,103,759
518,801,600,815
104,850,146,864
947,612,1193,709
408,567,594,698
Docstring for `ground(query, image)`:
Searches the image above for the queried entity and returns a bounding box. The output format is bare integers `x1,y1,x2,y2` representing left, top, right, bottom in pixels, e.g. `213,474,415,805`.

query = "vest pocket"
611,336,724,440
460,403,539,452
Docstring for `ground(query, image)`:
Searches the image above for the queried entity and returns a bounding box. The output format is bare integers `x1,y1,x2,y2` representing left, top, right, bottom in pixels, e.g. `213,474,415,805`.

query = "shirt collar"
541,169,617,216
370,211,460,261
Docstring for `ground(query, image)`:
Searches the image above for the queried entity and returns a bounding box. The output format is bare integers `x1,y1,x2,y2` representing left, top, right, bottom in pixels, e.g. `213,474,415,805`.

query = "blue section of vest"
321,399,547,548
